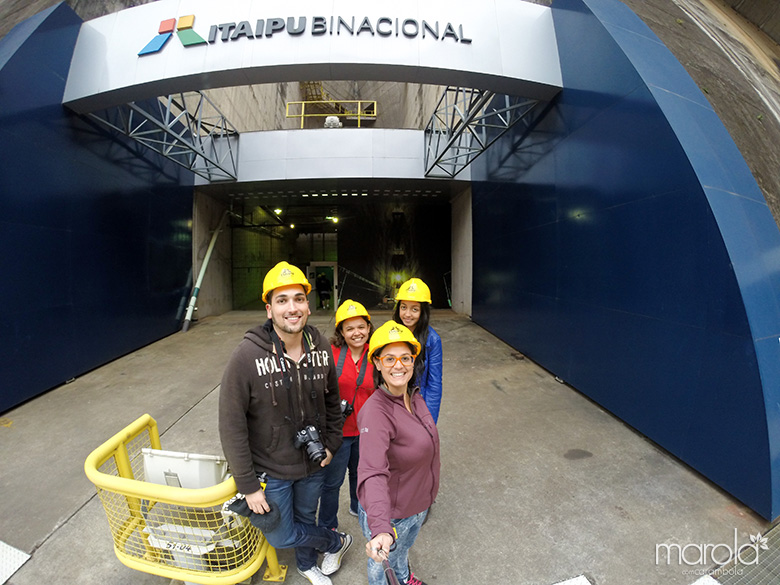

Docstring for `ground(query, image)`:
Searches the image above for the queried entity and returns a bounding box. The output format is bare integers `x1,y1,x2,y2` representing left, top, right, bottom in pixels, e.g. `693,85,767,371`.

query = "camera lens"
294,425,327,463
340,400,354,419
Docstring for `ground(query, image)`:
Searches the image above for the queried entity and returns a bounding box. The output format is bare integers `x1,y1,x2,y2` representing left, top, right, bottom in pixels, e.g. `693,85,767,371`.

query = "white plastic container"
141,448,228,489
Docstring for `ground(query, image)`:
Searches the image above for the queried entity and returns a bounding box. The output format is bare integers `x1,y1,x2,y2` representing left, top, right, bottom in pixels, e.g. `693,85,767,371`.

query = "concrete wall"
451,187,473,316
725,0,780,45
191,192,232,319
230,208,297,309
205,83,303,132
623,0,780,231
316,81,445,129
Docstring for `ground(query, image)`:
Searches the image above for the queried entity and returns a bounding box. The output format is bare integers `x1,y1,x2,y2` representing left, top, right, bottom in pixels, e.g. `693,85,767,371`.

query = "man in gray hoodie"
219,261,352,585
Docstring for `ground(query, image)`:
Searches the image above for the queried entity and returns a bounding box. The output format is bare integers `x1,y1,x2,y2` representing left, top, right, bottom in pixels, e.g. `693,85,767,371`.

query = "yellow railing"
286,100,378,128
84,414,287,584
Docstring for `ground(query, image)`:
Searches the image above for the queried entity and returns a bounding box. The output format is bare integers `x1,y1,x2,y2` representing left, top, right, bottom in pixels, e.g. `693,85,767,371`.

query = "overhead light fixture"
273,208,282,215
290,223,295,228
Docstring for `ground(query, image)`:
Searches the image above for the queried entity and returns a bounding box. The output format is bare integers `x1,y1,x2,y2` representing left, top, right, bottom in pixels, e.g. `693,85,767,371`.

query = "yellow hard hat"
368,321,421,361
335,300,371,327
262,261,311,302
395,278,431,304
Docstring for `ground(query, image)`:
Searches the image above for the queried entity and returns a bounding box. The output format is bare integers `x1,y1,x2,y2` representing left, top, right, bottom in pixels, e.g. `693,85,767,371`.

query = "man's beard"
273,311,307,334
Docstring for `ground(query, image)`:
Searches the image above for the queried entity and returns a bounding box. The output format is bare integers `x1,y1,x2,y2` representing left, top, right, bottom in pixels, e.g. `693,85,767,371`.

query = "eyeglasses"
378,354,415,368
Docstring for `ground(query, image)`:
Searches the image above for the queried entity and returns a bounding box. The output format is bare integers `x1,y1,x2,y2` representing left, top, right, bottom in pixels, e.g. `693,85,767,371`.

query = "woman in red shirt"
318,300,375,574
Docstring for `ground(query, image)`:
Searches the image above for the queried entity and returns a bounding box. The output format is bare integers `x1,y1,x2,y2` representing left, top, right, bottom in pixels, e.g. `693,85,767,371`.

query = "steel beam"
87,91,239,182
424,87,542,178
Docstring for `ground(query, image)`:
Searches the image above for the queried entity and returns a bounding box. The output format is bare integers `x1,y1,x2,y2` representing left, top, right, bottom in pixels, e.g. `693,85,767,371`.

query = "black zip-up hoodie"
219,319,343,495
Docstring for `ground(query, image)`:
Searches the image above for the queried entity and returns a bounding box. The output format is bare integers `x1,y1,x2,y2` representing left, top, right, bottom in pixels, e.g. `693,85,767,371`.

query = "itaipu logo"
139,14,472,56
138,15,206,56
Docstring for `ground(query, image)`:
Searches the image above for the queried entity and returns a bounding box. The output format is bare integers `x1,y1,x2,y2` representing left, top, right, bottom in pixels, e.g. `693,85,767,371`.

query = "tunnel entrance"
195,177,468,316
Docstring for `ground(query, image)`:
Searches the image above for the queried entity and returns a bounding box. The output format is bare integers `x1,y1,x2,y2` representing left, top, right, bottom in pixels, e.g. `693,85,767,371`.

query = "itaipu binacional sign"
63,0,562,113
138,15,473,56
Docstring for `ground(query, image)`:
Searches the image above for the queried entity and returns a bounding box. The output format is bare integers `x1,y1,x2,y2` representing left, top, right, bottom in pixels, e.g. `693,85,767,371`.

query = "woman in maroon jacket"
357,321,441,585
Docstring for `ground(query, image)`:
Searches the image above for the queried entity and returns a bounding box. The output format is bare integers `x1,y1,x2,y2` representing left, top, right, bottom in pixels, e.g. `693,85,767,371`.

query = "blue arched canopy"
470,0,780,519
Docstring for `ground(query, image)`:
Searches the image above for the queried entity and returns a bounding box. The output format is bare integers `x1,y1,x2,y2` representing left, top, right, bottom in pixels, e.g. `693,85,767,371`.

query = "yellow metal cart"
84,414,287,584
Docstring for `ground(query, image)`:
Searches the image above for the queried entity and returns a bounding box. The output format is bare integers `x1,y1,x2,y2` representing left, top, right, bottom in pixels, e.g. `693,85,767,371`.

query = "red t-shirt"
332,344,375,436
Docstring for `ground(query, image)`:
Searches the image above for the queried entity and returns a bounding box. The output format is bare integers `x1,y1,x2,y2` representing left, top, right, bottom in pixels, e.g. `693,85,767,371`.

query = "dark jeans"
262,470,342,571
319,435,360,529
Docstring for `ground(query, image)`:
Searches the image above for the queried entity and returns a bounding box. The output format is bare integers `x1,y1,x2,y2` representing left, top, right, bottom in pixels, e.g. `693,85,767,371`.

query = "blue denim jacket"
418,327,443,423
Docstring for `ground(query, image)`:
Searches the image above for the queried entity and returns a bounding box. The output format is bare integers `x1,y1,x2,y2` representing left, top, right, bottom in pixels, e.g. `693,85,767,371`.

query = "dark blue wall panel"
0,4,193,412
471,0,780,518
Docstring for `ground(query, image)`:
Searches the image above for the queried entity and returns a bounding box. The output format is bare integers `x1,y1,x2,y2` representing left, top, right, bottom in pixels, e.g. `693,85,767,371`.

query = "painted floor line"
0,540,30,585
690,576,721,585
550,576,592,585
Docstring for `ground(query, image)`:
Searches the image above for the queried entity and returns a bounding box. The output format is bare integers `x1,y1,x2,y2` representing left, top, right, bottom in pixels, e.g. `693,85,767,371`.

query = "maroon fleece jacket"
357,385,440,539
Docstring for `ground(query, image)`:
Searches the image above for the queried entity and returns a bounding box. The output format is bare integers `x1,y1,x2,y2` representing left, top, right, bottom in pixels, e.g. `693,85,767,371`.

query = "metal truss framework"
424,87,542,178
88,92,239,182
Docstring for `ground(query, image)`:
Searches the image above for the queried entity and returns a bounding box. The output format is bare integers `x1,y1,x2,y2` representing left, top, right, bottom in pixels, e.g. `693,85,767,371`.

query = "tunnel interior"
197,178,458,312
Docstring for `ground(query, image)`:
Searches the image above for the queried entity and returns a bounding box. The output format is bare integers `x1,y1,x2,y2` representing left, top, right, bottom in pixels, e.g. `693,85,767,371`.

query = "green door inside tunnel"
308,263,337,311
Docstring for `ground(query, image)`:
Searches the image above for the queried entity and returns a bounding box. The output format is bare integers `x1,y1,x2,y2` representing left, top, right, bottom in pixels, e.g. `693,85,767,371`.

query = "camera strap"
270,328,320,424
336,346,368,410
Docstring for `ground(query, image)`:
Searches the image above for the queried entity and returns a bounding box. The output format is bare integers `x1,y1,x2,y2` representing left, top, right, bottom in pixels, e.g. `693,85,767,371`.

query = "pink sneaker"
402,572,427,585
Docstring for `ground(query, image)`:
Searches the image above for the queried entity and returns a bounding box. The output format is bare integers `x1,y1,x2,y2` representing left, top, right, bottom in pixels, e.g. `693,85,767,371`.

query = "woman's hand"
366,532,394,562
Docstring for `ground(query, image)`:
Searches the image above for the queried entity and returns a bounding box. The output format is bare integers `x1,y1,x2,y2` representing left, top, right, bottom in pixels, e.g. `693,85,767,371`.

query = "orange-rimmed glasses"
378,354,415,368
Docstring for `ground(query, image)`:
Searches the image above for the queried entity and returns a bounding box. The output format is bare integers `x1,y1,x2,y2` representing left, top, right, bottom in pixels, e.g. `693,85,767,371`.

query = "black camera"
294,425,327,464
340,399,354,420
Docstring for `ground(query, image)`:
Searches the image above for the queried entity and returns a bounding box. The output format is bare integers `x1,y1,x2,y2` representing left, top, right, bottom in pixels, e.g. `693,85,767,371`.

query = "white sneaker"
297,565,332,585
321,532,353,575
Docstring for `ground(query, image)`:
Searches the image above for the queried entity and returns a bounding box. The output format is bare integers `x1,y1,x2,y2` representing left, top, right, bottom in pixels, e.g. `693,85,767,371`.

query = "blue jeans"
358,503,428,585
320,435,360,529
261,470,342,571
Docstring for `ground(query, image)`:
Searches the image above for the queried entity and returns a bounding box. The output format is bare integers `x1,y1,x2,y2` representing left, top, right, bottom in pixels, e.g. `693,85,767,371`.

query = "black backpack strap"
336,347,368,409
336,345,348,377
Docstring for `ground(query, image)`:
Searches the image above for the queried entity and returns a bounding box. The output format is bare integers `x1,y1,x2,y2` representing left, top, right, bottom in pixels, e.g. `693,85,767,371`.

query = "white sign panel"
63,0,562,113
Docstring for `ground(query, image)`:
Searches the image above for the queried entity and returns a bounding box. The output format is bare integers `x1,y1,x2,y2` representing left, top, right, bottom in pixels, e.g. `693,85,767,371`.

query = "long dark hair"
392,301,430,382
372,341,418,389
329,316,374,348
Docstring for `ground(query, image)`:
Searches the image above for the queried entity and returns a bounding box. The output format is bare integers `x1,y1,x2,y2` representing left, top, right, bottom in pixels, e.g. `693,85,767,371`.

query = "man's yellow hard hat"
368,321,421,361
262,261,311,302
335,300,371,327
395,278,431,304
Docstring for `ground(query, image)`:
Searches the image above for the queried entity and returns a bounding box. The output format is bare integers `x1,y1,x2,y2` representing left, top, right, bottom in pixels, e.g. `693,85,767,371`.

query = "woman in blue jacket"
392,278,443,423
